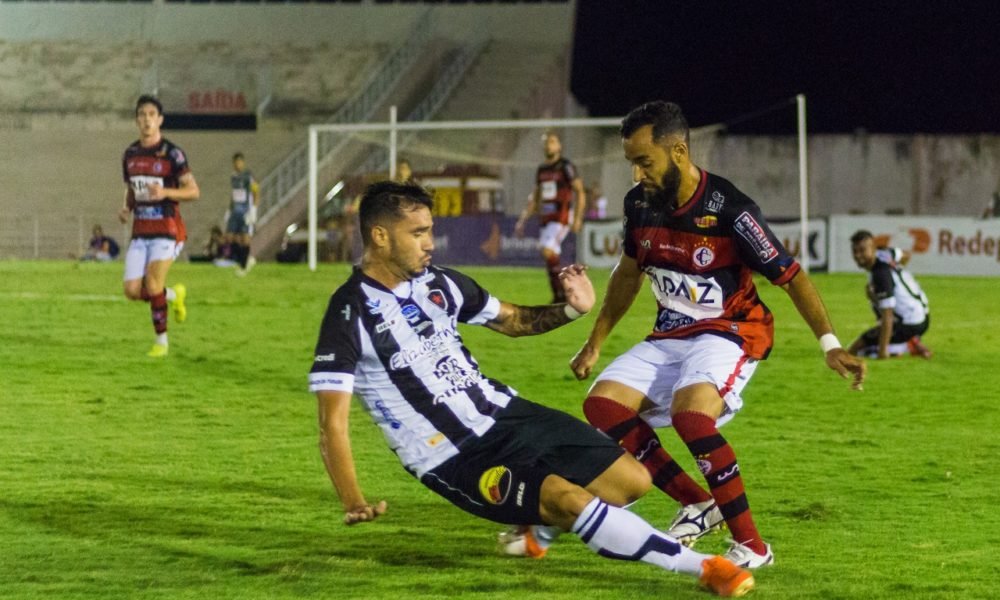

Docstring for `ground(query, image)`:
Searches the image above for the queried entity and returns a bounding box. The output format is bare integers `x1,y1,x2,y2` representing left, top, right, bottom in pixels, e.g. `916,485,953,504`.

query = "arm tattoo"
489,304,572,337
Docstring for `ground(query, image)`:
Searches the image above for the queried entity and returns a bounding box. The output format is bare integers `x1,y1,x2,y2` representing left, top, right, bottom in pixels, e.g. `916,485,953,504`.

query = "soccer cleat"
700,556,755,597
146,343,169,358
723,540,774,569
245,256,256,273
497,525,554,559
667,499,726,547
171,284,187,323
907,336,933,359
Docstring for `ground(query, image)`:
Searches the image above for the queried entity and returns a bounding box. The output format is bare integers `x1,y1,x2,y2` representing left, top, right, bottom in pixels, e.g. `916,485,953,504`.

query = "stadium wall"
600,132,1000,220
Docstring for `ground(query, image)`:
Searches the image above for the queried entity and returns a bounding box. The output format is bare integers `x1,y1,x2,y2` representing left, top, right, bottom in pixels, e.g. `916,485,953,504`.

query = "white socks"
165,287,177,302
155,333,168,346
571,498,708,576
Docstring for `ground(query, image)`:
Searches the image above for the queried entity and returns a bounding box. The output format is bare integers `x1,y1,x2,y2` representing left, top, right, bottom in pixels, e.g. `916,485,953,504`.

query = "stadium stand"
0,2,579,259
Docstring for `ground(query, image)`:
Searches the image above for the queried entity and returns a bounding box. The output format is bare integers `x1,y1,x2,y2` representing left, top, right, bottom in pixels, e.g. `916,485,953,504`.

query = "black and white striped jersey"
869,248,929,324
309,266,516,477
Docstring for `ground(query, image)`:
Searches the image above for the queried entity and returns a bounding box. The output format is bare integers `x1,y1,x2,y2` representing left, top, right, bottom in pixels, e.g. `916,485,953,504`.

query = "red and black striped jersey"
122,138,191,241
623,169,800,359
536,157,578,226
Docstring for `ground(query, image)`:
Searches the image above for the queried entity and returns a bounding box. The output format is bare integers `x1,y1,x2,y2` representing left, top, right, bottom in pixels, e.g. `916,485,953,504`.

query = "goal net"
303,103,811,272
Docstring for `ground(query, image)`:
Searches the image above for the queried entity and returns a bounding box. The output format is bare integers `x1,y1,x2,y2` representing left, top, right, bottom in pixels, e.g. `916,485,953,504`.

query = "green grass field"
1,260,998,599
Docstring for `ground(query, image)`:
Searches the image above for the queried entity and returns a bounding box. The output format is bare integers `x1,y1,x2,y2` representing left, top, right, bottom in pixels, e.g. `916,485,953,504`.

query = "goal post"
304,100,810,272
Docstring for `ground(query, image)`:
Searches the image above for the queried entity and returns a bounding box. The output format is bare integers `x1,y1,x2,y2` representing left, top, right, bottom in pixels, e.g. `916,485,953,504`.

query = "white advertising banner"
580,218,827,270
767,219,828,271
829,215,1000,276
579,220,623,268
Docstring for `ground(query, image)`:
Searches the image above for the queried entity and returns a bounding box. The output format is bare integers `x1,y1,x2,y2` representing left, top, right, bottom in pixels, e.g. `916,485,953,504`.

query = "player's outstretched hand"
559,264,595,316
826,348,866,391
570,342,600,381
343,500,387,526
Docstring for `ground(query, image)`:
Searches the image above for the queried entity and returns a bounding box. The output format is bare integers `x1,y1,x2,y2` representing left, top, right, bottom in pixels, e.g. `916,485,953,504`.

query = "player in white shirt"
308,180,754,597
848,230,932,359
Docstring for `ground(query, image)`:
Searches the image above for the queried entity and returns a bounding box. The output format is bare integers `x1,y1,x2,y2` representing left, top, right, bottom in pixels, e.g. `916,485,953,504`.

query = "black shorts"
420,397,624,525
860,315,930,346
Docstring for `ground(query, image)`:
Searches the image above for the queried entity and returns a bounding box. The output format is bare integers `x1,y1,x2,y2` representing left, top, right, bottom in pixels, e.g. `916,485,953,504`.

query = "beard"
643,159,682,210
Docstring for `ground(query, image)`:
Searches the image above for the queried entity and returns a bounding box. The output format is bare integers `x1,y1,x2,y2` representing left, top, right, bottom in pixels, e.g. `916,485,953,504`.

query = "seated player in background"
848,230,932,358
81,224,120,262
308,180,754,597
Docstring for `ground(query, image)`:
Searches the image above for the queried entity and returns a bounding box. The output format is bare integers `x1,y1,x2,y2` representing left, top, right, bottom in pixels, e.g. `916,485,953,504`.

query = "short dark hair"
620,101,690,145
135,94,163,116
850,229,874,245
233,152,245,161
359,180,433,246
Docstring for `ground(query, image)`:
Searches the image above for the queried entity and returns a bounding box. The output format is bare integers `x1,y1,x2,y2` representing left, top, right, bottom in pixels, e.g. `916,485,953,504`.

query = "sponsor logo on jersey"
365,298,382,314
694,215,718,228
515,481,526,507
693,246,715,268
341,305,351,320
169,148,186,164
375,319,396,333
373,399,402,429
479,466,512,505
400,303,422,325
641,239,651,249
388,329,456,370
427,289,448,311
314,352,336,362
734,211,779,263
706,191,726,213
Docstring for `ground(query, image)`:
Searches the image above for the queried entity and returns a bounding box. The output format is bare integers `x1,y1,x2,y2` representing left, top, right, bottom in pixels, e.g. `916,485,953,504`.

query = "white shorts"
123,238,184,281
539,221,570,255
593,334,758,428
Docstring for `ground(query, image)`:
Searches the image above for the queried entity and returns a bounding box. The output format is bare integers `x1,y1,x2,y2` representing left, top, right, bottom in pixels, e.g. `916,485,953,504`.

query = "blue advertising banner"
430,216,577,266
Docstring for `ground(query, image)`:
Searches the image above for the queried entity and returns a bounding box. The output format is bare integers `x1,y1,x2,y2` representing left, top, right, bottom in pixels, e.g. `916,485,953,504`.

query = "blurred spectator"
395,158,417,185
80,224,120,261
585,182,608,220
189,225,234,266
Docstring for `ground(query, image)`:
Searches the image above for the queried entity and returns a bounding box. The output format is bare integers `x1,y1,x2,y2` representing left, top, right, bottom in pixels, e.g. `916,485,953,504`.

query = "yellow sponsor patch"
478,466,512,505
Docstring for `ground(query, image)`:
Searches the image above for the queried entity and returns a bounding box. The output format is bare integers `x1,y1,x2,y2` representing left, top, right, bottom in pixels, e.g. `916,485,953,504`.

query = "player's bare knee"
123,282,142,300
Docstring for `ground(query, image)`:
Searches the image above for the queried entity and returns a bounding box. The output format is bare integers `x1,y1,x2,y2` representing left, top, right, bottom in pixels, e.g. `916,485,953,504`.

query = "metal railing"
256,9,436,227
358,35,489,175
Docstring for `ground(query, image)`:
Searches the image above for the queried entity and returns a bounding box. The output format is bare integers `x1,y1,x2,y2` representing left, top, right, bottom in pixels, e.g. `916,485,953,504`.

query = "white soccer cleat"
667,499,726,546
723,540,774,569
497,525,560,559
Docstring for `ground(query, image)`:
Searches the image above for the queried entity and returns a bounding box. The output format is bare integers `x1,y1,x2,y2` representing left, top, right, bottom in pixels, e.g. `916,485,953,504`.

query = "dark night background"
571,1,1000,134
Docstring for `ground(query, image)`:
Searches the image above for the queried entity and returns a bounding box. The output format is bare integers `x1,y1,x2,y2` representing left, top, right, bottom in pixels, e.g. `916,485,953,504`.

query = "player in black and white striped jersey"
848,230,932,359
307,180,754,596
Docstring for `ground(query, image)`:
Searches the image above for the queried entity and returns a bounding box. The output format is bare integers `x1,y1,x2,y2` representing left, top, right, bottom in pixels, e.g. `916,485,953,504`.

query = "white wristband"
819,333,842,353
564,305,585,320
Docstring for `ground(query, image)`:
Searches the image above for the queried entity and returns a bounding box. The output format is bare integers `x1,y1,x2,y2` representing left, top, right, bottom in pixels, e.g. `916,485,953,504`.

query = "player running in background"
847,230,932,359
561,101,865,569
309,180,754,597
225,152,260,276
515,131,587,302
119,95,199,358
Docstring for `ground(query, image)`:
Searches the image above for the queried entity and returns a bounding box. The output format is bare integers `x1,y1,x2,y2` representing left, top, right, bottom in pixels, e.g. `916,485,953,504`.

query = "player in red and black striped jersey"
118,95,200,357
570,101,865,569
515,132,587,302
